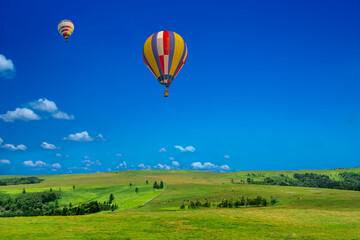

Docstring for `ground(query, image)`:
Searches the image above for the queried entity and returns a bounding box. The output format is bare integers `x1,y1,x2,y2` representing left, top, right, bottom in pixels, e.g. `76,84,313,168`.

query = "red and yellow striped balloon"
143,31,187,96
58,20,74,42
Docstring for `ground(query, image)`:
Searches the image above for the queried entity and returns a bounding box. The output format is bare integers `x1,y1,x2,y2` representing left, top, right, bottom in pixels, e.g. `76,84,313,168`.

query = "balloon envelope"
143,31,187,88
58,20,74,41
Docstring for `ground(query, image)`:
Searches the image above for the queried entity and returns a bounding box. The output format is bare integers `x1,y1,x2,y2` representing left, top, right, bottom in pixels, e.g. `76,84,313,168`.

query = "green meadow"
1,168,360,239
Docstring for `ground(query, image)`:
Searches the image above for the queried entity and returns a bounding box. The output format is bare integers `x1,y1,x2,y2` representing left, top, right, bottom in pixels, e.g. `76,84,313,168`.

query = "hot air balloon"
58,20,74,42
143,31,188,97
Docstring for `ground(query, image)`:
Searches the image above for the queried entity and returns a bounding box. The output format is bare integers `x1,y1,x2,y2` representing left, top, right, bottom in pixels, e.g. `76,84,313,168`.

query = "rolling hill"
0,168,360,239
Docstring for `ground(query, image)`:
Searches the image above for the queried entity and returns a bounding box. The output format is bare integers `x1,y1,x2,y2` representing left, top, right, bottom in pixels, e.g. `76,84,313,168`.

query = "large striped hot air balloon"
143,31,188,97
58,20,74,42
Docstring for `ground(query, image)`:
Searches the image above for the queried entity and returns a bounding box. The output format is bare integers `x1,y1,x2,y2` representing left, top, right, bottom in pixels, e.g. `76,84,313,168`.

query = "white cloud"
29,98,58,112
169,157,174,160
23,160,47,167
0,54,15,79
116,153,122,157
138,163,151,169
172,161,180,167
51,163,61,169
0,137,3,145
96,134,106,141
0,108,40,122
158,148,167,152
56,153,62,157
63,131,94,142
155,163,164,169
0,159,10,164
116,161,127,169
164,165,171,170
41,142,58,150
1,143,27,151
175,145,196,152
52,111,75,120
219,165,231,171
191,162,231,171
224,155,230,159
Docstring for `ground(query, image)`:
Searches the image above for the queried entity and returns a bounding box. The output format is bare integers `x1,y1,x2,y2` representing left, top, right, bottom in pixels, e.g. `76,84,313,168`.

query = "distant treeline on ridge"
236,172,360,191
0,177,43,186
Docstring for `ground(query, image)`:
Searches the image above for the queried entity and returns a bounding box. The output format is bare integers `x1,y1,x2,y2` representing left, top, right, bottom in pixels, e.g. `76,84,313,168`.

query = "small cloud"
0,137,3,145
224,155,230,159
158,148,167,152
164,165,171,170
0,108,40,122
116,161,127,169
40,142,59,150
96,134,106,141
84,155,90,159
107,168,111,172
63,131,94,142
56,153,62,157
52,111,75,120
175,145,196,152
0,54,15,79
0,159,10,164
29,98,58,112
172,161,180,167
169,157,174,160
138,163,151,169
51,163,61,169
219,165,230,171
191,162,216,170
116,153,122,157
155,163,164,169
23,160,47,167
190,162,231,171
1,143,27,151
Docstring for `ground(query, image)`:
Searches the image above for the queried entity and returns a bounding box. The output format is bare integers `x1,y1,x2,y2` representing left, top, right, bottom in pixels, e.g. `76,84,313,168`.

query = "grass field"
1,168,360,239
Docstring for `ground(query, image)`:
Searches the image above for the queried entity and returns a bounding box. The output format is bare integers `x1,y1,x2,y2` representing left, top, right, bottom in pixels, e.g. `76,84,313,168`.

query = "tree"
69,202,73,208
73,185,75,189
153,181,158,189
146,180,148,184
262,198,268,206
180,204,185,209
231,179,234,183
22,189,26,194
109,194,114,204
159,181,164,189
55,199,59,208
129,183,132,186
135,187,139,193
270,198,277,205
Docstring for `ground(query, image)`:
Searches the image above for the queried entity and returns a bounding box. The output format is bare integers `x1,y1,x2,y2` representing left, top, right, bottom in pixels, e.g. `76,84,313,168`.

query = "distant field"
1,168,360,239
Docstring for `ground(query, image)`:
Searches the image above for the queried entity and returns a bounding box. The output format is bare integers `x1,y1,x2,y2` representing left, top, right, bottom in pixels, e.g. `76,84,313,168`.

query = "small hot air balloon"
143,31,188,97
58,20,74,42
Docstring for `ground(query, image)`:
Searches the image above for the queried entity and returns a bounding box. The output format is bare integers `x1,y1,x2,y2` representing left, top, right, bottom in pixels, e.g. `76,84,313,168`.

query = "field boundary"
138,181,167,208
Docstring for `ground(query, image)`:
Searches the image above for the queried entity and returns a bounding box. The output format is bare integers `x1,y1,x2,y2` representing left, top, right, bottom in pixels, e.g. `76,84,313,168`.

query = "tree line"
0,177,43,186
0,190,118,217
181,196,277,209
242,172,360,191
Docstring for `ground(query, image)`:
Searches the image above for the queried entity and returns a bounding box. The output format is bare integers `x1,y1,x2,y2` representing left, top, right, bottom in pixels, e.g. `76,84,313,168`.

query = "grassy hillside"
1,169,360,239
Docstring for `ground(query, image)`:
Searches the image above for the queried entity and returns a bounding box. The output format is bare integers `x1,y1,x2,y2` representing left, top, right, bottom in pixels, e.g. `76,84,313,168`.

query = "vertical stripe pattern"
143,31,187,88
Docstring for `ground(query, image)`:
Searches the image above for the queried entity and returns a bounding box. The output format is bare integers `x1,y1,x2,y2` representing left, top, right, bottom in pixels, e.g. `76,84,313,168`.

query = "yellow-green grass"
0,169,360,239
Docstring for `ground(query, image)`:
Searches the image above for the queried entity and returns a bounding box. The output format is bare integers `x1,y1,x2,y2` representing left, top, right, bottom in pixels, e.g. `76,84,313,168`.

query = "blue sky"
1,0,360,175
